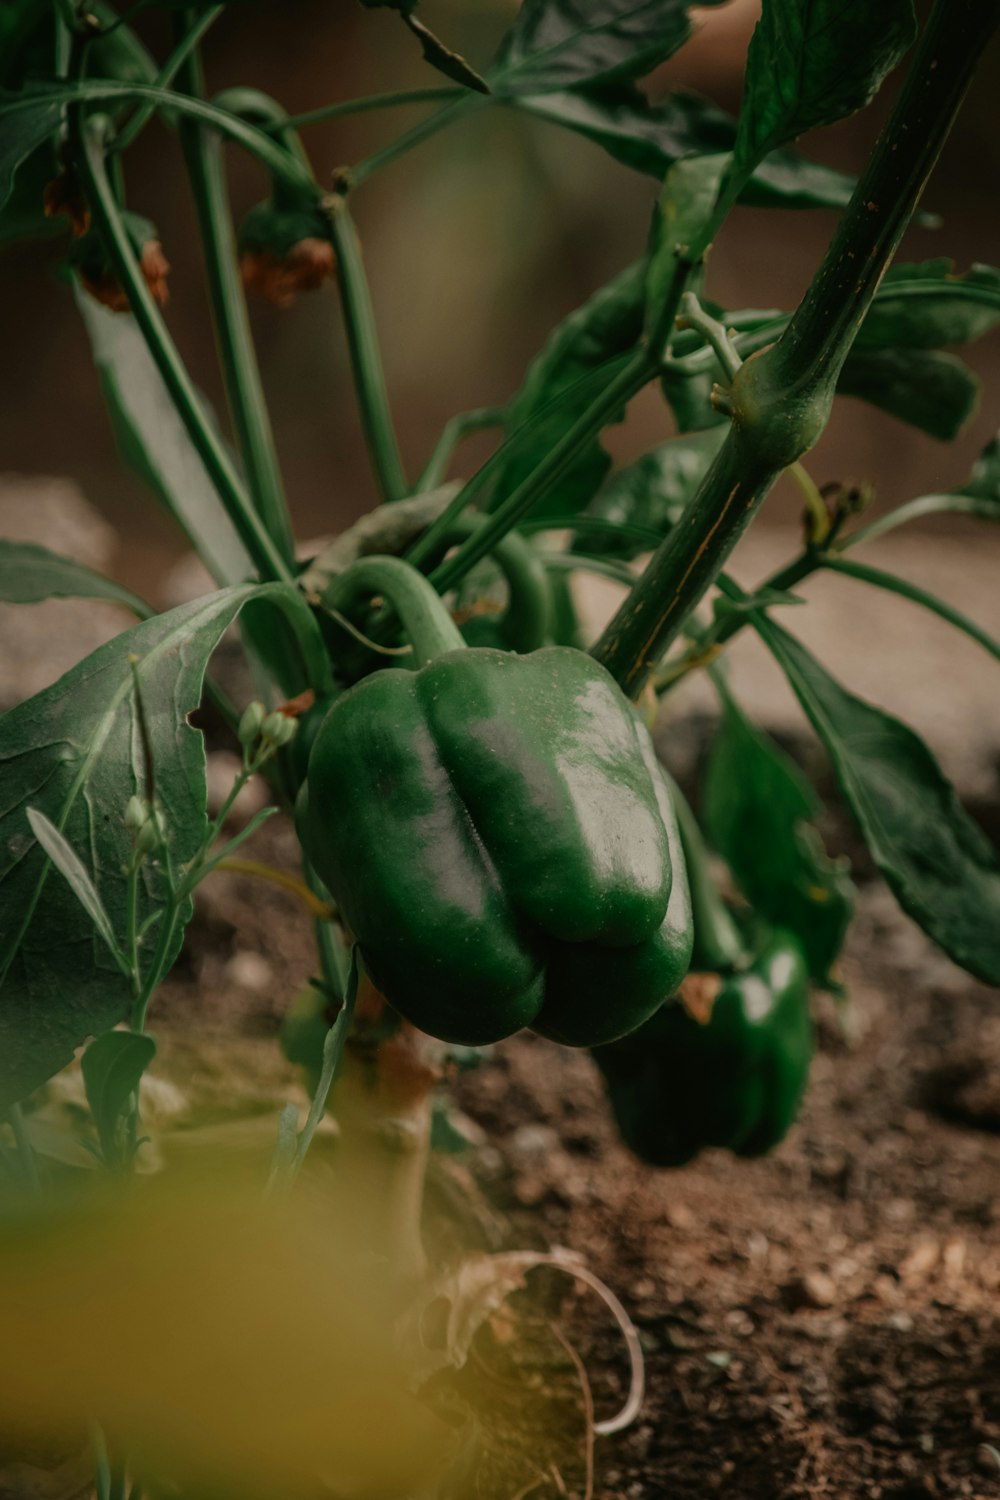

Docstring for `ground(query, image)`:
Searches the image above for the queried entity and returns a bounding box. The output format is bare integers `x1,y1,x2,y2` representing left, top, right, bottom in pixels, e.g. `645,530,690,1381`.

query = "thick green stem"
320,556,464,667
592,0,999,697
325,197,408,504
172,16,296,565
72,116,295,584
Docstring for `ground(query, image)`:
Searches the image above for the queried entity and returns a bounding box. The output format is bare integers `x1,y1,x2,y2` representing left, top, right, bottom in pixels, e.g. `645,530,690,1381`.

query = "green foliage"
703,683,855,987
74,289,253,586
491,0,727,94
578,427,727,558
837,347,979,441
855,260,1000,350
0,541,149,615
81,1030,157,1169
488,262,646,523
0,583,325,1111
731,0,917,186
756,616,1000,987
645,154,730,338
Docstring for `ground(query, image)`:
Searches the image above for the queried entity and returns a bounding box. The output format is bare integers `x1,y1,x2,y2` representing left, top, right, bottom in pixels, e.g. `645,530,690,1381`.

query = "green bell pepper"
593,780,813,1165
297,556,693,1047
593,926,812,1166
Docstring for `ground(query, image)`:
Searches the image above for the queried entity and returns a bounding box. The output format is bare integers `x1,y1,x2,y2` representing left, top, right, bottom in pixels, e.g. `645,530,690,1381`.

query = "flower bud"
68,210,170,312
238,200,335,307
261,710,299,750
237,700,268,749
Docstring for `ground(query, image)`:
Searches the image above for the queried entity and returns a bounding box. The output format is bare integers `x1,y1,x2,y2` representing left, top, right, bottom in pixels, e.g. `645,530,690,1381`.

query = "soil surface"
126,784,1000,1500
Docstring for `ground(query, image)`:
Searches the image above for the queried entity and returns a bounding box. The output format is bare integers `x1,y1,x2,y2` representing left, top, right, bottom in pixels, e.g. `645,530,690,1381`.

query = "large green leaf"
491,0,726,95
488,261,646,523
509,86,857,209
0,94,60,214
837,346,979,441
0,583,324,1110
703,681,854,986
0,541,150,616
755,615,1000,987
578,427,727,558
855,261,1000,351
74,288,253,587
731,0,917,185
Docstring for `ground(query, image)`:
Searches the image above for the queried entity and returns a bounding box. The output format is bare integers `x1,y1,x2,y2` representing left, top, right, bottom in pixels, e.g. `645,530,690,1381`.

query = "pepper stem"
319,555,464,668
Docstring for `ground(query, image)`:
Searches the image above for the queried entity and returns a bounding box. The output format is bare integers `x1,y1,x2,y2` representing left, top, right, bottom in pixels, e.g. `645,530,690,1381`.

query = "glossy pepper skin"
297,645,692,1048
593,928,812,1167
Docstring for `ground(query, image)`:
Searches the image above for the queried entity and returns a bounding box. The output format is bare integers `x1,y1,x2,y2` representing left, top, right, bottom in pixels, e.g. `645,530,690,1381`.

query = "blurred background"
2,0,999,595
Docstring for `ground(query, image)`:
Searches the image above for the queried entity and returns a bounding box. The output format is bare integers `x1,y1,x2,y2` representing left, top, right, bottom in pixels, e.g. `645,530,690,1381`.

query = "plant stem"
16,83,318,191
429,350,652,595
287,952,358,1182
821,556,1000,664
838,493,1000,549
417,405,506,491
72,116,295,585
592,0,1000,698
280,87,463,133
350,95,482,185
110,6,225,155
324,196,408,503
172,13,296,565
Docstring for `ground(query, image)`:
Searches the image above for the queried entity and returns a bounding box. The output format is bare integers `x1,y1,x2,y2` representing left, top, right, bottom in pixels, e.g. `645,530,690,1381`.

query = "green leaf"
703,682,855,986
81,1030,156,1166
73,287,253,587
755,615,1000,987
732,0,917,185
0,582,324,1111
856,261,1000,351
0,541,150,615
645,153,730,338
491,0,727,95
508,85,857,209
24,808,127,974
488,261,646,523
0,94,60,214
837,346,979,441
578,427,727,558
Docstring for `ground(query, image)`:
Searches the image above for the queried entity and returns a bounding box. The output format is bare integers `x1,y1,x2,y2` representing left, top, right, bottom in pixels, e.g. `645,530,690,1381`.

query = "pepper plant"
2,0,1000,1489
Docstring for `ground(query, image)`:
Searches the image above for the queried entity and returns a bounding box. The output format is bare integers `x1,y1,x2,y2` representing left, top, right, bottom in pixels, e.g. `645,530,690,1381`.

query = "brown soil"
134,788,1000,1500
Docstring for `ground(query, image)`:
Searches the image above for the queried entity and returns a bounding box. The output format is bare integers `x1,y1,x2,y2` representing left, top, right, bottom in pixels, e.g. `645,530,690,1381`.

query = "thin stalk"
15,83,318,191
428,351,652,596
172,13,296,564
821,556,1000,664
838,493,1000,550
280,87,463,133
404,351,637,571
110,6,225,155
350,95,482,185
417,405,506,491
324,197,408,503
72,116,295,585
593,0,1000,697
